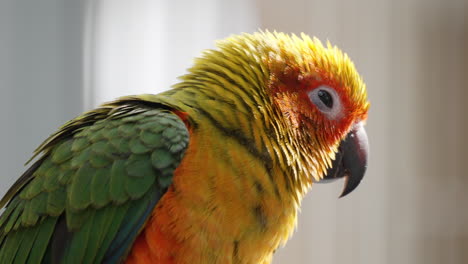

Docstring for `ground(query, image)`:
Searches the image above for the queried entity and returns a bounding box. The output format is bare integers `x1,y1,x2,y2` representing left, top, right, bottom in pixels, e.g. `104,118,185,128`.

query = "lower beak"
320,122,369,197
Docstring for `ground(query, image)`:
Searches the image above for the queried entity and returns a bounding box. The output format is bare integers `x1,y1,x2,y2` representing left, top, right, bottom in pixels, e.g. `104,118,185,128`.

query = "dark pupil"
318,90,333,108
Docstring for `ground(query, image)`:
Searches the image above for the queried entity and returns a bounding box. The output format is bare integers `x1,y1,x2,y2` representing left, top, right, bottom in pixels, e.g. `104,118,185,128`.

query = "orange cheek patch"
274,93,302,129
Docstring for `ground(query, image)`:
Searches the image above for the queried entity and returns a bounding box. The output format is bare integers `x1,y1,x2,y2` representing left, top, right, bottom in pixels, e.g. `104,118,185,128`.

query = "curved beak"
320,122,369,197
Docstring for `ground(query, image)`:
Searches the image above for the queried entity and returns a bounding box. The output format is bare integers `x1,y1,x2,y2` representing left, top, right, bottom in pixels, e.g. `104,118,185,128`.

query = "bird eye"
317,89,333,108
308,85,342,119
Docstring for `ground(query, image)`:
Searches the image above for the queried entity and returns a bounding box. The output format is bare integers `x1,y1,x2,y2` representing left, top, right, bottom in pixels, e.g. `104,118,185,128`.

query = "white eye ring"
308,85,342,120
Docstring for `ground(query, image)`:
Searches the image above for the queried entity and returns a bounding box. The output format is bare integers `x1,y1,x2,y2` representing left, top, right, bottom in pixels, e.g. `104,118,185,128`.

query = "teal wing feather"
0,97,190,263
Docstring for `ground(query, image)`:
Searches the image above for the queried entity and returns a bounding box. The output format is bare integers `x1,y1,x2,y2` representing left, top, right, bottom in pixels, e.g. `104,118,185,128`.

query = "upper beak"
320,122,369,197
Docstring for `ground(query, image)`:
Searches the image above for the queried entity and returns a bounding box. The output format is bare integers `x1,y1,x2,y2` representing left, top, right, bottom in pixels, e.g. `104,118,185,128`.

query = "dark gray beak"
320,122,369,197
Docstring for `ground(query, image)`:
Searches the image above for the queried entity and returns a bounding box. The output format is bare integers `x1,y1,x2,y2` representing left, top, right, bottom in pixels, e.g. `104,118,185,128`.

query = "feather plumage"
0,32,368,264
0,99,189,263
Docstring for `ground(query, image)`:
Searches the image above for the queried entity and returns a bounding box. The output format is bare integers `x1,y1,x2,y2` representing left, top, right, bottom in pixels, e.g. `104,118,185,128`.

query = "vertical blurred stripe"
0,0,85,207
83,0,260,109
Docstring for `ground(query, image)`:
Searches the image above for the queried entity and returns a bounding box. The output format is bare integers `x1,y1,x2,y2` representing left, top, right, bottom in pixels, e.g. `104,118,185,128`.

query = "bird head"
259,33,369,197
233,32,371,197
184,31,370,197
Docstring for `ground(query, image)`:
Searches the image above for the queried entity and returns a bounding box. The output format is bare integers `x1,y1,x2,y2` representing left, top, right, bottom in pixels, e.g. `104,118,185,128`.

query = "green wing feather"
0,96,190,263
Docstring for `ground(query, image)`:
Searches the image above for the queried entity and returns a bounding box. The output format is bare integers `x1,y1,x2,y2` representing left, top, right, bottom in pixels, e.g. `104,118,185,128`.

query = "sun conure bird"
0,31,369,264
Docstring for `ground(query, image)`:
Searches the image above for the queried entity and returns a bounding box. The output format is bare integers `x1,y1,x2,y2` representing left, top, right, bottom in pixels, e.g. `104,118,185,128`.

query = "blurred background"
0,0,467,263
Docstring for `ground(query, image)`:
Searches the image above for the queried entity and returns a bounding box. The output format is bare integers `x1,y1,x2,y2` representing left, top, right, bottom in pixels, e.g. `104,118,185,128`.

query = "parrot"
0,31,369,264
